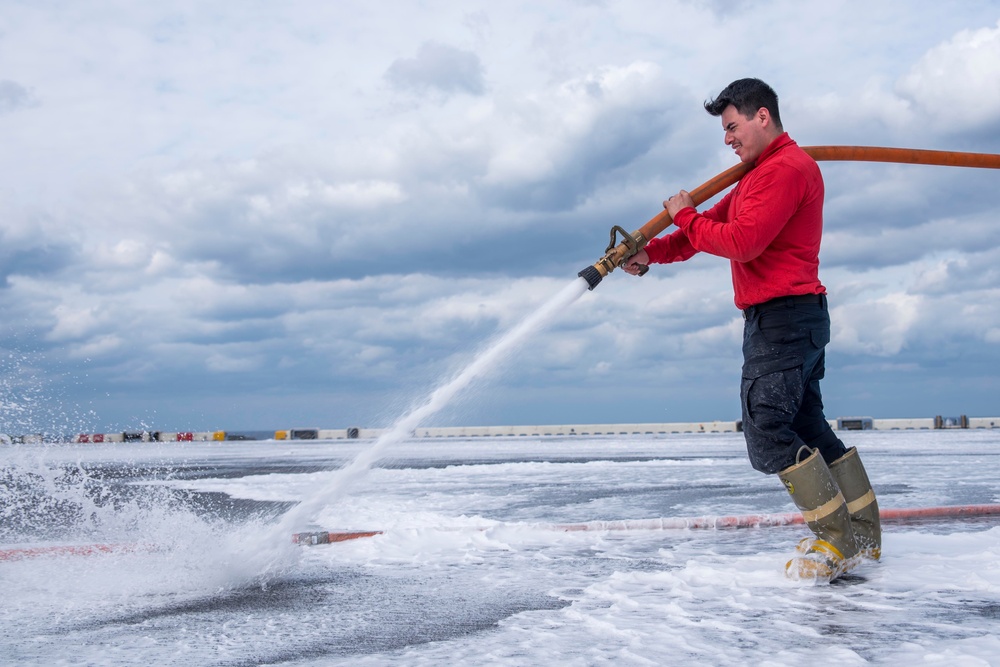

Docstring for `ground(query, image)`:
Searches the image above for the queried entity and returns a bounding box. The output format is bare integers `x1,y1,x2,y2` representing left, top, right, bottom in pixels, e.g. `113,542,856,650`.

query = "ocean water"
2,429,999,666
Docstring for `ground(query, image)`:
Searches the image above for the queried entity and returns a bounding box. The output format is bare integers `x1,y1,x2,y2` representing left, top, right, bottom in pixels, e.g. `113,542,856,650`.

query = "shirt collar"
754,132,794,167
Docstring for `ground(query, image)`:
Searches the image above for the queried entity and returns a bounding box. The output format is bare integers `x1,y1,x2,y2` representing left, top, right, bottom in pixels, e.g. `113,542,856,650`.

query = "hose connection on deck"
291,530,383,545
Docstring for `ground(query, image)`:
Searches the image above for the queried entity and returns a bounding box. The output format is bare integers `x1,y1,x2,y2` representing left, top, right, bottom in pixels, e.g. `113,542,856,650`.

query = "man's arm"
673,165,805,262
623,187,731,275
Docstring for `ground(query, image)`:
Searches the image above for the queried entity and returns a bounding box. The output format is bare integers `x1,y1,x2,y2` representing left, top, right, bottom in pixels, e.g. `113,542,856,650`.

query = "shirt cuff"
672,206,697,230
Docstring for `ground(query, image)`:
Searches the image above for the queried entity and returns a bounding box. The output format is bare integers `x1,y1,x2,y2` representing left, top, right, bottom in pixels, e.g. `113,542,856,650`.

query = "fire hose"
289,503,1000,546
577,146,1000,290
4,505,999,560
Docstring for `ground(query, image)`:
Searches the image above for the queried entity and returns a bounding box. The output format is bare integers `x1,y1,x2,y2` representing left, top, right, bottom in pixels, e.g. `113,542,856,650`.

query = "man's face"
721,104,770,163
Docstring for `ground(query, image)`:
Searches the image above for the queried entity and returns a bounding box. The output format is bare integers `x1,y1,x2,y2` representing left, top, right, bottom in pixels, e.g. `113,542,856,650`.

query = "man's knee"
742,426,798,474
804,427,848,465
741,367,804,474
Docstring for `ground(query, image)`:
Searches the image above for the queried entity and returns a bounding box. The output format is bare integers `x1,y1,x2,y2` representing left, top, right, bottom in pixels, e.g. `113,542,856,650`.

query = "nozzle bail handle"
606,225,641,256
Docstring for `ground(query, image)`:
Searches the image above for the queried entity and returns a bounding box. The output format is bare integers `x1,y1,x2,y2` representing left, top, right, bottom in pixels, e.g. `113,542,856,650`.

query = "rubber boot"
829,447,881,560
779,447,860,582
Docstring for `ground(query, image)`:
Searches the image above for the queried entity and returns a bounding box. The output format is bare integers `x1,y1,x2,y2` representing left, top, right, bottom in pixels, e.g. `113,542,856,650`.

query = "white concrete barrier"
47,415,1000,447
408,421,740,438
872,418,936,430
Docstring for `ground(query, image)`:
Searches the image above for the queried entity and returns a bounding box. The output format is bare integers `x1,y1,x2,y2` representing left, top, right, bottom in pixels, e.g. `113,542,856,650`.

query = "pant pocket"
810,327,830,349
741,355,804,437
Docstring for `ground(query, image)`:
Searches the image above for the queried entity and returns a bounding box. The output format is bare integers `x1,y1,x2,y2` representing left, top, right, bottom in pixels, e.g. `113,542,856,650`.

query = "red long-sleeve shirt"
644,133,827,310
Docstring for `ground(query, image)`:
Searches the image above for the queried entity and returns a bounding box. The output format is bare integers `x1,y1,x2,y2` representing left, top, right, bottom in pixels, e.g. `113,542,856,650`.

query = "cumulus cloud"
833,293,922,356
790,20,1000,150
385,41,485,96
0,80,35,113
70,334,124,359
2,1,1000,432
896,20,1000,131
478,61,685,211
46,303,104,342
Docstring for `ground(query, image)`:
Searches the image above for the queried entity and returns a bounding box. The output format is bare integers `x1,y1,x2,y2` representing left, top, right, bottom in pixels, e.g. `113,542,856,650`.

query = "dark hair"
704,78,782,130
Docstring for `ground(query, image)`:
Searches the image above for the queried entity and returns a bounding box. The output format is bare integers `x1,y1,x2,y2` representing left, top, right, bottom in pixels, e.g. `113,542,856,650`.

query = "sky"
1,0,1000,435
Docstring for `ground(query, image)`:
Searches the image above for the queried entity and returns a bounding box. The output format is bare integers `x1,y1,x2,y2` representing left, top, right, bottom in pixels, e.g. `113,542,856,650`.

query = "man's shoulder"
743,142,823,201
770,136,813,162
762,140,822,180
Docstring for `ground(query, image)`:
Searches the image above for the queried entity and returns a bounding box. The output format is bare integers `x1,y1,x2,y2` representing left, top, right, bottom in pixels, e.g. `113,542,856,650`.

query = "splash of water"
1,277,590,585
273,277,591,536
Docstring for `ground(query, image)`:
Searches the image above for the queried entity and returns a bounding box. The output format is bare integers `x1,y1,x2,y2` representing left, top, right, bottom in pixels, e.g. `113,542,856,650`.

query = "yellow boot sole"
785,539,857,582
795,536,880,561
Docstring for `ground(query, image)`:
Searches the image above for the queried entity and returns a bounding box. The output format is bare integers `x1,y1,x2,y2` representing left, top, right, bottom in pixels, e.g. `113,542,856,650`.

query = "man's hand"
622,248,650,276
664,190,695,218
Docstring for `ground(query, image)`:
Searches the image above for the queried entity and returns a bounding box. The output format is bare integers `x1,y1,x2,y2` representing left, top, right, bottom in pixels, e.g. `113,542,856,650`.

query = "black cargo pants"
740,294,847,474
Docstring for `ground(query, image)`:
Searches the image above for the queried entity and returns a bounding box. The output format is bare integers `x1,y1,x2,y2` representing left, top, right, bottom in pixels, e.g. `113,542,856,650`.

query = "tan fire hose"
578,146,1000,289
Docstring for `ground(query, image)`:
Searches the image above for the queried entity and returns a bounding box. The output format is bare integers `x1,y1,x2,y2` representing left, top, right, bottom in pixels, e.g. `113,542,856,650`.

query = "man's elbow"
731,246,764,263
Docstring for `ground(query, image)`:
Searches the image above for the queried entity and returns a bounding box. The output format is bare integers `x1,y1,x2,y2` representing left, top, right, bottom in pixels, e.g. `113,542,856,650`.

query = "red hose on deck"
4,505,998,561
293,504,1000,541
0,543,152,562
554,504,1000,532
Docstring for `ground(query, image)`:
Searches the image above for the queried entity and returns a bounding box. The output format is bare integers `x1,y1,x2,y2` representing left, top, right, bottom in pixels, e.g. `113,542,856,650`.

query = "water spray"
577,146,1000,290
269,277,592,539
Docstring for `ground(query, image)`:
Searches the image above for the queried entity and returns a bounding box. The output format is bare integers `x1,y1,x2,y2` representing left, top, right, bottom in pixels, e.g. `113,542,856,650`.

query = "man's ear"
757,107,770,126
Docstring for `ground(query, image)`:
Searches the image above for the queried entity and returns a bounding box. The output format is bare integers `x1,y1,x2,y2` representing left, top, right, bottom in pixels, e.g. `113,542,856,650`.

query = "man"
623,78,880,582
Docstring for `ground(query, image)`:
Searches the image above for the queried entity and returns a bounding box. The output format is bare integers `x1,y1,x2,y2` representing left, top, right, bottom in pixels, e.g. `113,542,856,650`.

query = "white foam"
3,431,1000,665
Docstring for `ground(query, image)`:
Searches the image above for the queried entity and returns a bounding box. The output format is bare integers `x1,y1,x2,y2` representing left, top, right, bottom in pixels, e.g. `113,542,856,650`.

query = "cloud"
84,60,689,288
478,62,684,212
896,20,1000,132
385,41,485,97
2,2,1000,433
789,19,1000,152
0,80,35,113
832,293,922,356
